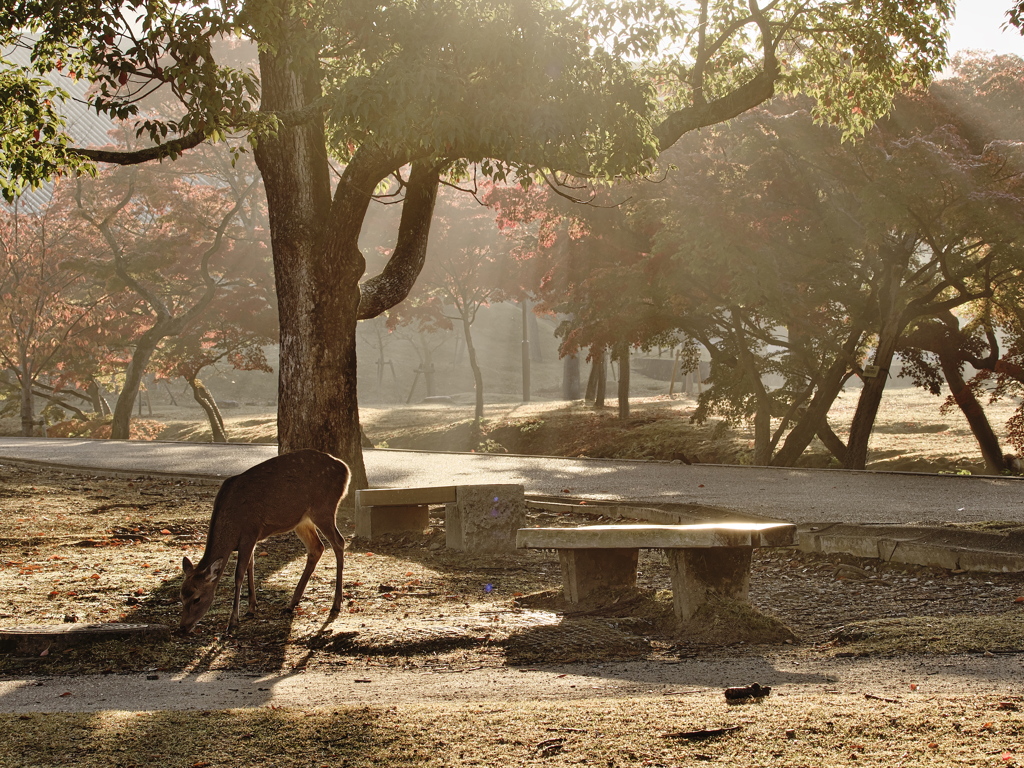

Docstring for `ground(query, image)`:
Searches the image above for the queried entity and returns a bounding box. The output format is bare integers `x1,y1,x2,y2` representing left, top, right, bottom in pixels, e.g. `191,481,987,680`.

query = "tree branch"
357,159,442,320
69,129,208,166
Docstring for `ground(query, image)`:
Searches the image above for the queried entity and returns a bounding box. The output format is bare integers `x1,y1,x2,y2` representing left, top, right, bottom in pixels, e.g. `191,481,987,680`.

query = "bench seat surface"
517,522,795,550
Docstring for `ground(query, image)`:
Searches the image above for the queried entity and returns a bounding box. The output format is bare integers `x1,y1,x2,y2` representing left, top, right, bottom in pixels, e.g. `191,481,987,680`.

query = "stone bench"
516,522,796,621
355,484,525,553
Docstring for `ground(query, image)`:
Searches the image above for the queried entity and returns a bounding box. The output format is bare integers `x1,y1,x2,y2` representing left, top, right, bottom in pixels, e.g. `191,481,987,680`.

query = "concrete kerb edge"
0,456,225,485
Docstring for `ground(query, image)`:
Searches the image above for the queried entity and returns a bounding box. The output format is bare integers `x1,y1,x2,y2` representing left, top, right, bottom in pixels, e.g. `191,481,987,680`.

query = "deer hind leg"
315,519,346,615
287,519,325,612
245,555,257,618
230,540,258,633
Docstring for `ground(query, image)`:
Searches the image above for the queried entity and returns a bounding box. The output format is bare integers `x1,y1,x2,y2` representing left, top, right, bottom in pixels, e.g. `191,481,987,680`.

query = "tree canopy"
1,0,955,484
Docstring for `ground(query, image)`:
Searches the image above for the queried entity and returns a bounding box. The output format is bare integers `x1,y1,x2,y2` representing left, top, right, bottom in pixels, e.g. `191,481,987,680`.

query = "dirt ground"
1,461,1022,679
1,462,1023,766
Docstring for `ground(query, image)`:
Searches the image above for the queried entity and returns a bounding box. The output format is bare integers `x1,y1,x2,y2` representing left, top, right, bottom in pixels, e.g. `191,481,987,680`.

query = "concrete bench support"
666,547,752,621
559,548,639,602
517,523,795,621
355,484,525,553
446,483,526,554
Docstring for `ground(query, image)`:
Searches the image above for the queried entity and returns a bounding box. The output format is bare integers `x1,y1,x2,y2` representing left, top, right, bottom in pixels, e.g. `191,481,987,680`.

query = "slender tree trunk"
816,421,848,465
19,353,33,437
159,379,179,407
771,361,852,467
462,315,485,425
186,376,228,443
521,299,531,403
752,406,771,466
88,380,110,413
562,354,581,400
110,326,164,439
585,346,600,403
615,342,630,419
844,327,901,470
941,358,1005,474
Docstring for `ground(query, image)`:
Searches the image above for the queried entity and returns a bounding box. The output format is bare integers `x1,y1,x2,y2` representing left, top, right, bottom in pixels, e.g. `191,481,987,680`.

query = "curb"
797,522,1024,574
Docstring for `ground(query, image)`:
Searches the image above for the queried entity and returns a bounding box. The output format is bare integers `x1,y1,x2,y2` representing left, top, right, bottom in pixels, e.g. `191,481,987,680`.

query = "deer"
178,449,350,635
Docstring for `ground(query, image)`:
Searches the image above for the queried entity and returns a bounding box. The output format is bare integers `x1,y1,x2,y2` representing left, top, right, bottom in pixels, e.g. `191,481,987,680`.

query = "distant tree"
152,256,277,442
67,154,258,439
0,185,110,433
391,188,516,435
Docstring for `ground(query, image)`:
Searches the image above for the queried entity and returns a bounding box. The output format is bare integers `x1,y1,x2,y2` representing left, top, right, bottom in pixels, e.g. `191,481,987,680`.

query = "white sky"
948,0,1024,55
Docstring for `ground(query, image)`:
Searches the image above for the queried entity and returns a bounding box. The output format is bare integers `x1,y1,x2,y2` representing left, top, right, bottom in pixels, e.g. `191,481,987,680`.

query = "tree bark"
19,353,34,437
562,354,581,400
615,342,630,419
110,325,164,439
941,357,1004,474
462,315,485,425
816,421,848,465
186,376,228,443
254,41,366,485
844,308,903,469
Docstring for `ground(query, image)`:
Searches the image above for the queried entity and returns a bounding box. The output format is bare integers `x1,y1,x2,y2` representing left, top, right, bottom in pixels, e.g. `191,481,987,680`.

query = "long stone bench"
516,522,796,621
355,484,525,553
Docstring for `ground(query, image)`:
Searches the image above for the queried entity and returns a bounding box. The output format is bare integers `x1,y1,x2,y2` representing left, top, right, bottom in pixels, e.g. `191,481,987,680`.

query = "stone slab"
517,523,796,551
0,623,170,655
356,486,457,507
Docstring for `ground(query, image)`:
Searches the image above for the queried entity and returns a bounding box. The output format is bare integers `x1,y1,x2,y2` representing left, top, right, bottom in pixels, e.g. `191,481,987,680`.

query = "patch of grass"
3,693,1022,767
832,613,1024,656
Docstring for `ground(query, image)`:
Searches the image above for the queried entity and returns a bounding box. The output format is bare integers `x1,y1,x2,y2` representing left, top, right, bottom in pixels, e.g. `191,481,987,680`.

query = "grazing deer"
178,449,350,634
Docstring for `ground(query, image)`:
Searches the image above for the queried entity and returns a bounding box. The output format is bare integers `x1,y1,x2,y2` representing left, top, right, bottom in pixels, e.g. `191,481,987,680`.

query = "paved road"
2,437,1022,524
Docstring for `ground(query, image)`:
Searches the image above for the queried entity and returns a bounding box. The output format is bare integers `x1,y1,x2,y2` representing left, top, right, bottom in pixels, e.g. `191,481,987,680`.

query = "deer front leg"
228,543,256,633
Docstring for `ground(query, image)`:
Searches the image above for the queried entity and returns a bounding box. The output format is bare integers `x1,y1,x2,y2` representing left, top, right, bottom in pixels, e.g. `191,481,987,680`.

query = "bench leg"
666,547,752,621
354,504,430,539
557,548,639,603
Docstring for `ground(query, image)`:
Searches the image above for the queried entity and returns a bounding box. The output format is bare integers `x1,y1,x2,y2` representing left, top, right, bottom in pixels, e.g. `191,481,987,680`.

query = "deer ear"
206,558,225,582
182,557,194,576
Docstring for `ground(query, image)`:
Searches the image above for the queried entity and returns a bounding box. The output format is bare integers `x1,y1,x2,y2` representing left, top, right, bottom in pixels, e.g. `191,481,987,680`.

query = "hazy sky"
948,0,1024,55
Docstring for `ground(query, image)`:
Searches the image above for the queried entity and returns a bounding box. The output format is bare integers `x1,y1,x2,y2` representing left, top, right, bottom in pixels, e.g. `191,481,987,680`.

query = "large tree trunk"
844,323,901,470
562,354,581,400
254,44,369,488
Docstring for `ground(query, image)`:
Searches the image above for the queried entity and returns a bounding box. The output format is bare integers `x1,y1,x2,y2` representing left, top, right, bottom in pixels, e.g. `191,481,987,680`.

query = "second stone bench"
355,484,526,553
516,522,796,621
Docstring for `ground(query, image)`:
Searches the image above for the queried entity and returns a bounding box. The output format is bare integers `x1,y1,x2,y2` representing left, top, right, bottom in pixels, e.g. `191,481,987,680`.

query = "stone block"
446,484,526,553
354,504,430,539
666,546,753,621
558,548,639,602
